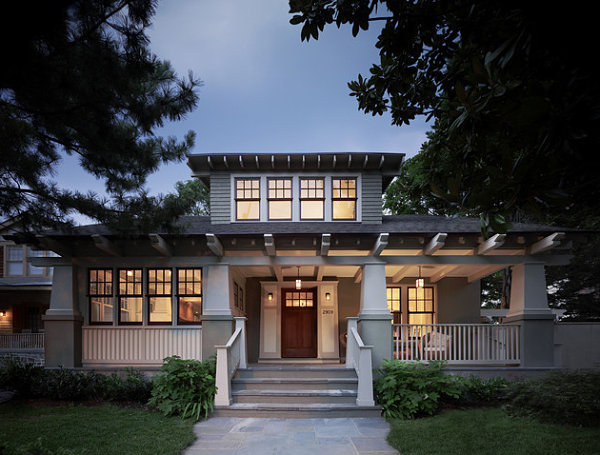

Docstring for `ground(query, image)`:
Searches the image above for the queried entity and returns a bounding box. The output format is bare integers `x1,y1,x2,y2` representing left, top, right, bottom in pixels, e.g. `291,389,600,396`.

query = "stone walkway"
185,416,398,454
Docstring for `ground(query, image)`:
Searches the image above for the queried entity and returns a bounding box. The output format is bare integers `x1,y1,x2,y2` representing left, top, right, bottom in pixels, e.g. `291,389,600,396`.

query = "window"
6,246,24,276
387,287,402,324
268,178,292,220
408,286,434,325
148,269,172,324
235,178,260,220
285,291,314,307
4,246,55,277
118,269,143,324
332,178,357,220
178,268,202,324
89,269,113,324
300,178,324,220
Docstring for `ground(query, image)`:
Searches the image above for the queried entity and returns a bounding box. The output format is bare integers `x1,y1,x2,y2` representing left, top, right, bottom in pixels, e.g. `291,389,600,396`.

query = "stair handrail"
345,317,375,406
214,317,247,406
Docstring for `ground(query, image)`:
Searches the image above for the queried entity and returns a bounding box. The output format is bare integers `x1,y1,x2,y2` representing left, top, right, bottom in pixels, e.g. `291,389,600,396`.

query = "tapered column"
201,264,234,360
504,263,555,367
42,264,83,367
358,263,392,369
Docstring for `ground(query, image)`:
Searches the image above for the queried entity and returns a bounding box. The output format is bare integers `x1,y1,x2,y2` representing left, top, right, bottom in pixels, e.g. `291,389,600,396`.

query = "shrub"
374,360,462,419
505,370,600,427
0,359,46,397
148,355,216,421
454,375,509,406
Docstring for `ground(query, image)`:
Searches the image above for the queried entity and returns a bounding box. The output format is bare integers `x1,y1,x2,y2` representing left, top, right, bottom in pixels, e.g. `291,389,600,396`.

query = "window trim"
331,177,357,221
117,268,143,325
235,177,261,221
299,177,325,220
147,268,173,325
386,286,402,324
407,286,435,325
267,177,293,221
176,267,203,325
88,268,114,326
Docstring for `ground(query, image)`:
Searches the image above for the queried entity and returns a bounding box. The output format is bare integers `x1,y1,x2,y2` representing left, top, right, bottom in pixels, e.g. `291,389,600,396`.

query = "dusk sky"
57,0,429,222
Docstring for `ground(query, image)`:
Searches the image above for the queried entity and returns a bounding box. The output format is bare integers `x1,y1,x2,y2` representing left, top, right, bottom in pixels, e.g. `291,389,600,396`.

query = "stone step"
236,366,356,379
231,377,358,391
212,402,382,418
232,389,357,405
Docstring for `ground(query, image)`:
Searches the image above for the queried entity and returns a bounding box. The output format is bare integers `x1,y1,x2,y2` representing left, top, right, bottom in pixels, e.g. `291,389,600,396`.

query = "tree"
170,179,210,216
1,0,201,234
289,0,600,234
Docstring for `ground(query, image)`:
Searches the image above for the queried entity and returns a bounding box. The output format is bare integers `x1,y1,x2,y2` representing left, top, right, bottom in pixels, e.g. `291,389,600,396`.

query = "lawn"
0,402,196,455
387,407,600,455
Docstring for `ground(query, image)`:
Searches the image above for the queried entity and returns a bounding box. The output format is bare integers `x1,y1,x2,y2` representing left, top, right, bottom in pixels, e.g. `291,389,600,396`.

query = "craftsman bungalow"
31,152,572,415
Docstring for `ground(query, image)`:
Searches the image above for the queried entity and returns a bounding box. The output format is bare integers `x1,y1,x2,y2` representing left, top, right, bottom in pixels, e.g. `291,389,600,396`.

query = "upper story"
187,152,404,225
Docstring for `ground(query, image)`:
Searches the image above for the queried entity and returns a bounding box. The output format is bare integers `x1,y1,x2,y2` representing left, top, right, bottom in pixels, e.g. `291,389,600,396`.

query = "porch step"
214,364,381,418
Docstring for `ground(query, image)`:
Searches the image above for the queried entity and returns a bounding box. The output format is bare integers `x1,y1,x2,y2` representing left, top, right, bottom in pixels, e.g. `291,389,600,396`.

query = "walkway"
185,416,398,454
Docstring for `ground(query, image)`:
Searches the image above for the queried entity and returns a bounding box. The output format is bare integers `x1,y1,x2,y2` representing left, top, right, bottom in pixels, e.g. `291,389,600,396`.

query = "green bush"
148,355,216,421
455,375,509,406
0,359,46,397
374,360,462,419
505,370,600,427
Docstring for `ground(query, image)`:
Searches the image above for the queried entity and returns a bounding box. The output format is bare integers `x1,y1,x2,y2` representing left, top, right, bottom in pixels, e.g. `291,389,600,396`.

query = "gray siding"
361,173,383,224
210,174,231,224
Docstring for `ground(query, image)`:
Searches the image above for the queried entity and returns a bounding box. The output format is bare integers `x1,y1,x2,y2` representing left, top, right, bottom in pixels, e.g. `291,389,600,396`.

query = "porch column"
358,263,392,369
504,263,555,367
42,264,83,367
201,264,233,361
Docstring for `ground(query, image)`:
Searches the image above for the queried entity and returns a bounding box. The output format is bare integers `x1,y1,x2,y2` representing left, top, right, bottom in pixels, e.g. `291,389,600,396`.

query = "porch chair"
420,330,452,361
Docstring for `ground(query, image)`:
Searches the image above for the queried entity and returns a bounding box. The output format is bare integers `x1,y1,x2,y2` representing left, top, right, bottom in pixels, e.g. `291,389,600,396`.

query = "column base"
358,313,393,370
503,313,555,367
42,314,83,368
201,315,234,361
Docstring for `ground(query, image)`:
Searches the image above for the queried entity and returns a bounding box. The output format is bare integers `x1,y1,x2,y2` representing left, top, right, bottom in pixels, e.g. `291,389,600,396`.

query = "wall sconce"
325,292,331,301
0,311,5,318
415,266,424,288
296,266,301,290
268,292,273,301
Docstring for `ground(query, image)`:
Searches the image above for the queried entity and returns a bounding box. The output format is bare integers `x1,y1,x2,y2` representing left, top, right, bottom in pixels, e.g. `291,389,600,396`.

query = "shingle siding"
210,174,231,224
361,173,383,224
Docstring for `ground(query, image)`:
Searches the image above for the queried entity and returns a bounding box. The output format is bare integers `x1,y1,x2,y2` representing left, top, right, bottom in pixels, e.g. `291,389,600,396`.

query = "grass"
387,407,600,455
0,402,196,455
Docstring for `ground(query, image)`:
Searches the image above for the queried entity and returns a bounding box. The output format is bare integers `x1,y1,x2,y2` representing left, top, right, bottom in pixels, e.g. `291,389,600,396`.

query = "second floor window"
300,178,324,220
332,178,357,220
268,178,292,220
236,178,260,220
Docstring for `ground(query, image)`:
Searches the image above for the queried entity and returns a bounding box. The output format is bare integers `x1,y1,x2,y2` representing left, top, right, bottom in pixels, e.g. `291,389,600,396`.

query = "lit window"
300,178,324,220
285,291,314,307
148,269,172,324
387,287,401,324
408,286,434,325
178,268,202,324
89,269,113,324
6,246,24,276
118,269,143,324
235,178,260,220
332,178,357,220
268,178,292,220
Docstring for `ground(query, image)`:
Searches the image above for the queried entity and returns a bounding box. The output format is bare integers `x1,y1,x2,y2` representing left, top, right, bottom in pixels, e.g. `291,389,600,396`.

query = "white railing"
214,317,247,407
392,323,521,365
82,326,202,365
345,317,375,406
0,333,45,350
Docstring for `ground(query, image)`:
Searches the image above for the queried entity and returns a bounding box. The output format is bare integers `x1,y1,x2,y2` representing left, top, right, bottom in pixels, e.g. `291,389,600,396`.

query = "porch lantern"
325,292,331,301
268,292,273,301
296,266,301,290
416,266,424,288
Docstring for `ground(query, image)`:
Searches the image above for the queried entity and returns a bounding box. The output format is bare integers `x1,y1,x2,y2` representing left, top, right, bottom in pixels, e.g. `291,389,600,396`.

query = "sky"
57,0,429,221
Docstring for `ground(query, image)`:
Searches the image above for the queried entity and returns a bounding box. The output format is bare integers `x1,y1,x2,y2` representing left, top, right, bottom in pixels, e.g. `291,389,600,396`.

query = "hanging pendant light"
416,266,424,288
296,266,302,290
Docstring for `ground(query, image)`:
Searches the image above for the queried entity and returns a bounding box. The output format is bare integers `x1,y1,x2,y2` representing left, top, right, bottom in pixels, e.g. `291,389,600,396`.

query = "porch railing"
392,323,521,365
345,318,375,406
0,333,45,350
214,317,247,407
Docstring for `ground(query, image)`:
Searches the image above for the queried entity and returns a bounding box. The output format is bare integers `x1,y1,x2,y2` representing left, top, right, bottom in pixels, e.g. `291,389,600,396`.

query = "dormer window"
300,178,324,220
332,178,357,220
235,178,260,220
268,178,292,220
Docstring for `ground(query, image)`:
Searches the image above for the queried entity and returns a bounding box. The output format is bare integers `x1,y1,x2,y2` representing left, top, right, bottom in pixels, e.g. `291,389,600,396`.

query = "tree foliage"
1,0,201,234
289,0,600,234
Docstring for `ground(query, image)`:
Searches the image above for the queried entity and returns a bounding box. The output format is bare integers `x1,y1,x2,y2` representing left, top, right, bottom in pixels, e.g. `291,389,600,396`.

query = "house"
28,152,575,415
0,218,53,363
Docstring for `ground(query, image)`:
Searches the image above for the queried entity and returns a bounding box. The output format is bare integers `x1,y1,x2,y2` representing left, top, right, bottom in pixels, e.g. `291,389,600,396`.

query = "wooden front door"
281,288,317,358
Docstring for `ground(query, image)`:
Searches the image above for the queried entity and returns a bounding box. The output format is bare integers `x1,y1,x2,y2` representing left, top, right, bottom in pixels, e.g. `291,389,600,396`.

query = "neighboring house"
26,152,578,415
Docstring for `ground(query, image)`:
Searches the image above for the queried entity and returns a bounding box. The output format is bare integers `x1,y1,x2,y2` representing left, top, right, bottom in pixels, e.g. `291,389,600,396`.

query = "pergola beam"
206,233,224,256
429,265,460,283
271,266,283,281
391,266,411,283
477,234,506,255
528,232,565,255
149,234,172,256
424,233,447,255
91,235,120,256
468,265,502,283
264,234,276,256
354,267,363,283
316,266,324,281
321,234,331,256
370,233,389,256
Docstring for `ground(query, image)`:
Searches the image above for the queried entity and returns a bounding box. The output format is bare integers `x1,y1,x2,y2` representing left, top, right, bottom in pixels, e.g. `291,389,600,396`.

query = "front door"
281,288,317,358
